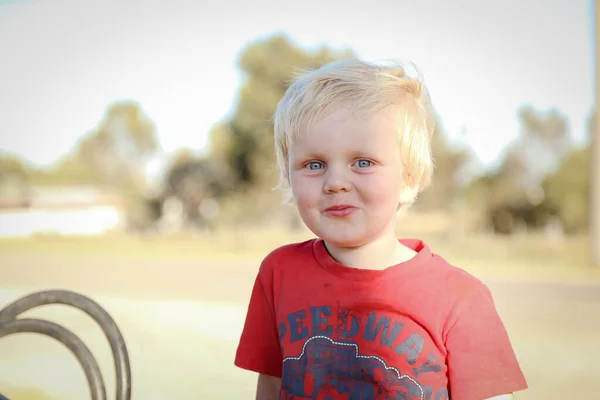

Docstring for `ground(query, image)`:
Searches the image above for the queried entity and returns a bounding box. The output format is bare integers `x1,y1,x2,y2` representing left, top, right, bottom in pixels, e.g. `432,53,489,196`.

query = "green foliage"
71,100,159,193
0,152,31,204
208,34,355,190
542,146,590,233
0,151,31,177
516,105,571,185
415,117,471,210
15,101,160,192
27,153,100,185
31,101,162,231
464,105,572,233
162,148,233,224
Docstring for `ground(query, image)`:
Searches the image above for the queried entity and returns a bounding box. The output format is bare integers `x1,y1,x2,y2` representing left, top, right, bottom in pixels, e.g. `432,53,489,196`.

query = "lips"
323,205,357,217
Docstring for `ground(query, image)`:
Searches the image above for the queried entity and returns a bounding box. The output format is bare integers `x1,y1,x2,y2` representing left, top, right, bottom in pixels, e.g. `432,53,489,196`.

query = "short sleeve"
234,261,283,377
445,283,528,399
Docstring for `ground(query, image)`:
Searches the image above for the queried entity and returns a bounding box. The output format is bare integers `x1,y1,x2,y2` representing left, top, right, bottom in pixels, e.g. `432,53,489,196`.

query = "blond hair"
273,58,435,204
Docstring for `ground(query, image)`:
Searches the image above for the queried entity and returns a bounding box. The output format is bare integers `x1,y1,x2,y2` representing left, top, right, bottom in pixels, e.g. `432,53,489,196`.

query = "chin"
311,222,396,249
318,231,371,249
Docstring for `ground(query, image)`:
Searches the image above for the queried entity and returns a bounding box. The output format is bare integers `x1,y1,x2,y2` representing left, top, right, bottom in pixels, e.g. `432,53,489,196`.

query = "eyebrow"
292,149,379,163
290,151,329,161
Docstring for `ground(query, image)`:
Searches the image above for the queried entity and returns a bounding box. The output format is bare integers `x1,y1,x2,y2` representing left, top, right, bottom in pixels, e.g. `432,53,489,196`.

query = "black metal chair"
0,290,132,400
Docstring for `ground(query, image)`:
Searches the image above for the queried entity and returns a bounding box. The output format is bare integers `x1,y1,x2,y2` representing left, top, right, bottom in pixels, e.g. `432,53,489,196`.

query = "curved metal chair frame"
0,290,132,400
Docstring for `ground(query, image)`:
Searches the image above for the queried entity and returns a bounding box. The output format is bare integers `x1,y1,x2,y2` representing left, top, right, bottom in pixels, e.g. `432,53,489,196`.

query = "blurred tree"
208,34,355,190
1,103,160,231
542,146,589,233
45,100,163,232
71,101,159,193
466,105,570,234
162,148,232,227
0,152,31,206
592,3,600,267
206,122,237,187
515,105,570,186
0,151,30,178
12,103,159,189
526,111,597,235
0,147,93,187
415,117,472,210
27,153,100,185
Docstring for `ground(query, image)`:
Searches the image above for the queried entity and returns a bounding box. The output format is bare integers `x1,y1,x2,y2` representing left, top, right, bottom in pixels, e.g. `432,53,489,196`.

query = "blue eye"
308,161,323,170
356,159,372,168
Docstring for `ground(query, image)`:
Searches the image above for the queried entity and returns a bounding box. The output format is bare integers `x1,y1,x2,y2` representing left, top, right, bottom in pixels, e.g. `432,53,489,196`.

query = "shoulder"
417,243,494,310
257,238,318,277
433,253,488,294
411,240,487,293
422,246,503,330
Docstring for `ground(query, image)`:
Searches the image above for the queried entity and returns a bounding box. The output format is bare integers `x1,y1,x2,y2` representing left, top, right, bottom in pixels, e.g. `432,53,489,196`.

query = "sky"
0,0,595,174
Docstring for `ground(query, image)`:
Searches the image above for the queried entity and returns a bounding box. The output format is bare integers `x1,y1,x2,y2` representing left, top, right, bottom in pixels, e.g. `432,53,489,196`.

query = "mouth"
323,205,357,217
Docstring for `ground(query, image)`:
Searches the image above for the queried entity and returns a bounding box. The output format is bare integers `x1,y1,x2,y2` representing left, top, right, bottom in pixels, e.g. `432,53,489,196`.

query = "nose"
323,165,352,193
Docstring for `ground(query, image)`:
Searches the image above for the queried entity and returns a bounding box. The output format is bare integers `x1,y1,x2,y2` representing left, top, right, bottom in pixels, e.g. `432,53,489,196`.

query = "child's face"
288,107,406,248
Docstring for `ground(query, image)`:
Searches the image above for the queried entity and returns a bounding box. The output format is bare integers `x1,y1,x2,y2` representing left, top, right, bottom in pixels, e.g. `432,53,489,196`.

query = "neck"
324,230,417,270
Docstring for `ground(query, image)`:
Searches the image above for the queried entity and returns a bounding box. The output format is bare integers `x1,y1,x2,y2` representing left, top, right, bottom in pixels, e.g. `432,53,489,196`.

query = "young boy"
234,59,528,400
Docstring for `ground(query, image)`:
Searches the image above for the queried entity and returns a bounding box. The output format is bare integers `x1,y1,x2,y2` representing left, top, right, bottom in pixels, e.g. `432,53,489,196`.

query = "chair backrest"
0,289,132,400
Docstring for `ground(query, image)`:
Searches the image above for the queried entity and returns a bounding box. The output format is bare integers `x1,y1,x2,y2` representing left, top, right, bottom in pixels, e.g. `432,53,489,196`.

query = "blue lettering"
310,306,333,336
394,332,424,365
363,312,403,347
278,322,287,341
414,352,442,377
287,310,308,342
336,307,361,340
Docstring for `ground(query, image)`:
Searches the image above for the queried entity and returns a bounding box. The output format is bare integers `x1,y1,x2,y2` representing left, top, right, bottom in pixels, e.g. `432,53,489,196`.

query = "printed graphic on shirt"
278,305,450,400
281,336,423,399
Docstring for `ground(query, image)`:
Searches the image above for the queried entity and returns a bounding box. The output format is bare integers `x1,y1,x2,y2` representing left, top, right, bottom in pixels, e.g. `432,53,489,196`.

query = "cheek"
361,173,403,205
290,175,320,206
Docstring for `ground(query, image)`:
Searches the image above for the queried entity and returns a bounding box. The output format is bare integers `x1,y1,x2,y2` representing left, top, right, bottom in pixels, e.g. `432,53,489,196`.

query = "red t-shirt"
235,238,528,400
